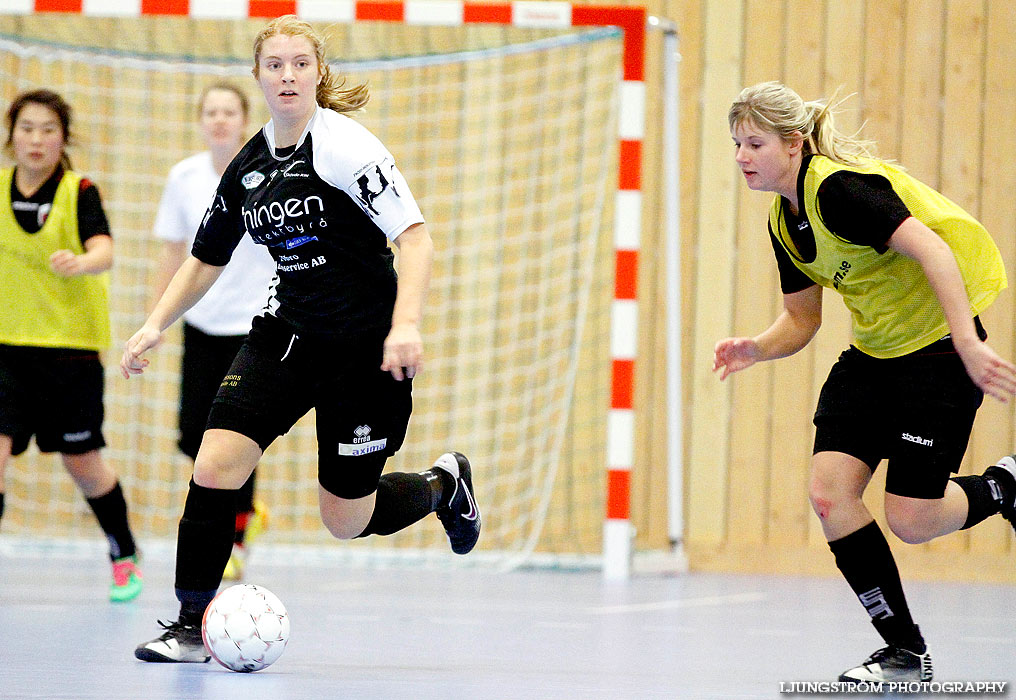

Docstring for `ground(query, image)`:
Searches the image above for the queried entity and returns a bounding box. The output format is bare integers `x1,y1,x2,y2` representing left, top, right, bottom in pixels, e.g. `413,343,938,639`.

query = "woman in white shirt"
151,83,277,580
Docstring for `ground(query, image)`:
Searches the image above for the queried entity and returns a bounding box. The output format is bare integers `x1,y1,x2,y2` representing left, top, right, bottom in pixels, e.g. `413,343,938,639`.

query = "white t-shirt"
153,151,277,336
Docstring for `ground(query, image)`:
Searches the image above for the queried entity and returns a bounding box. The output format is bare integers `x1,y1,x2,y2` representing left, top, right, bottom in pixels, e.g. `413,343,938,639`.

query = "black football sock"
175,479,237,622
828,520,925,654
979,463,1011,507
423,466,454,509
237,470,256,514
85,482,137,560
356,472,438,537
984,462,1016,502
0,491,5,525
234,471,257,544
177,589,217,627
952,474,1006,529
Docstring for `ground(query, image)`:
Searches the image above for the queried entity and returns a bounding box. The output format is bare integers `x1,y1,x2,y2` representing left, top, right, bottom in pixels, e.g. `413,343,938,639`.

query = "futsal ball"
201,583,290,672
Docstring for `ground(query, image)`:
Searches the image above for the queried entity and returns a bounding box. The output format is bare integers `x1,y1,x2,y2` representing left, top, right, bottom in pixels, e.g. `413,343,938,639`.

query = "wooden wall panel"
968,2,1016,559
898,0,945,187
685,0,744,545
726,0,786,549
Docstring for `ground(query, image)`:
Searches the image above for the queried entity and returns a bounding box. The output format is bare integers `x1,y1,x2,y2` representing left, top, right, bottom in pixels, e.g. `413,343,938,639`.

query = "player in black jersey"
0,89,142,602
125,16,480,664
719,82,1016,683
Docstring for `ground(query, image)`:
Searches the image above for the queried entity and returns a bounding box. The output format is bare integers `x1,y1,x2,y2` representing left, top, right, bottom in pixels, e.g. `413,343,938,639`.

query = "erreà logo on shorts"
242,170,265,189
339,425,387,456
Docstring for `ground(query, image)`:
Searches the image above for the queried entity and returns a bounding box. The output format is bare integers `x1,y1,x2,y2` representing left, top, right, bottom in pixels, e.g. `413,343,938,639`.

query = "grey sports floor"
1,538,1012,700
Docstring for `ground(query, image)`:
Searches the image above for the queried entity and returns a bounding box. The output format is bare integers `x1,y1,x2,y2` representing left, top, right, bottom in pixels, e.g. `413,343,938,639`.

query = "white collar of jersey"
262,106,321,160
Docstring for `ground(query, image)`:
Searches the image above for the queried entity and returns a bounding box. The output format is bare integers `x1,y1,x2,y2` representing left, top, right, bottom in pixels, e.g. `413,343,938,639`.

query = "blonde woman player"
127,15,480,663
719,81,1016,683
152,82,275,580
0,89,142,601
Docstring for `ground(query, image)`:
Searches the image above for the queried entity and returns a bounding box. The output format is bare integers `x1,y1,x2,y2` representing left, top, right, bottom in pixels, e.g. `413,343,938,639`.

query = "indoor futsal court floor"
1,537,1013,700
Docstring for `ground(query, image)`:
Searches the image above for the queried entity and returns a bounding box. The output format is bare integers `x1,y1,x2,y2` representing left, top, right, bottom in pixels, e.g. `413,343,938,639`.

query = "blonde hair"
252,15,369,114
728,81,877,166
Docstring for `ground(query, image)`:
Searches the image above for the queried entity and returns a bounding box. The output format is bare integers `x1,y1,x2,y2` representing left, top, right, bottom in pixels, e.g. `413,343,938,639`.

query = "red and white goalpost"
1,0,682,579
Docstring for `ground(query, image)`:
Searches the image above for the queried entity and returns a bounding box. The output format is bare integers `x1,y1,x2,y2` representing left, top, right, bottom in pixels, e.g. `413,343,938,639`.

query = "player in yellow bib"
717,81,1016,684
0,89,142,602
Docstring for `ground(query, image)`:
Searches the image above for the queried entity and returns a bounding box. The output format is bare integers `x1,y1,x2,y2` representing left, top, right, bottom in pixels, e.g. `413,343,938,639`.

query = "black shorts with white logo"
206,314,413,499
0,345,106,456
813,319,986,499
178,323,247,461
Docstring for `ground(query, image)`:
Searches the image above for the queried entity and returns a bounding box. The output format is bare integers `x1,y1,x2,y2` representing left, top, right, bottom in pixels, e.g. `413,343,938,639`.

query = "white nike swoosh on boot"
462,483,478,520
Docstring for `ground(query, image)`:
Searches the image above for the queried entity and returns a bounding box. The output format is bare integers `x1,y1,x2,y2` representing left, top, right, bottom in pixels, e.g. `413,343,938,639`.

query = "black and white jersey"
192,107,424,337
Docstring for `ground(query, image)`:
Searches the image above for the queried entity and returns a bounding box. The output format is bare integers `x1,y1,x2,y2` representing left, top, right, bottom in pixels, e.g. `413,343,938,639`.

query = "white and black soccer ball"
201,583,290,672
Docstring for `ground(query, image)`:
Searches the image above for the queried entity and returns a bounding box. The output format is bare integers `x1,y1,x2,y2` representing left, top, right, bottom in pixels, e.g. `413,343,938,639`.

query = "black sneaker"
838,645,932,683
432,452,480,554
986,455,1016,530
135,619,210,663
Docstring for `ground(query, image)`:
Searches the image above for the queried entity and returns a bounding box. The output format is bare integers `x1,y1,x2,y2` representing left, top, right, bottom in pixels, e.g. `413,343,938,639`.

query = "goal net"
0,18,621,568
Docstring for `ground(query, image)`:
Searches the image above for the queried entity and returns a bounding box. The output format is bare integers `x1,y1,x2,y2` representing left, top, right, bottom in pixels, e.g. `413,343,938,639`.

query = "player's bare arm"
150,239,189,310
383,222,433,381
49,233,112,277
714,283,822,380
888,218,1016,401
121,256,224,378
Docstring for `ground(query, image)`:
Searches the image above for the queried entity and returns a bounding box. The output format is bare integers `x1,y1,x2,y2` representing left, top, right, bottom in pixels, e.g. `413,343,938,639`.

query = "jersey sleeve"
769,223,817,294
313,115,424,241
152,163,191,243
190,159,245,266
816,171,911,252
77,179,111,246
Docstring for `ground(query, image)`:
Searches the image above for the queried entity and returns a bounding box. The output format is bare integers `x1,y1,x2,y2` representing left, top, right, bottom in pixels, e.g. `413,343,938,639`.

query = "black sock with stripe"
828,521,925,654
952,474,1005,529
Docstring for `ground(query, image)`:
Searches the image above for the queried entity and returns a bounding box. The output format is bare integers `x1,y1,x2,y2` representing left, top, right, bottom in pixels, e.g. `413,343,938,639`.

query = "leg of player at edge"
814,451,1016,684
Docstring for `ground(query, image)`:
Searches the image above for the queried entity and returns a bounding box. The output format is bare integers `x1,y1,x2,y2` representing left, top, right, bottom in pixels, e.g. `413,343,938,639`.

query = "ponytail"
803,90,878,165
316,64,370,114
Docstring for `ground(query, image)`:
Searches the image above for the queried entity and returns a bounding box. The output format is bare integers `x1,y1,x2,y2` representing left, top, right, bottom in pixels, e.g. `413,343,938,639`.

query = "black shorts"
206,314,413,499
178,322,247,460
0,345,106,455
813,321,985,499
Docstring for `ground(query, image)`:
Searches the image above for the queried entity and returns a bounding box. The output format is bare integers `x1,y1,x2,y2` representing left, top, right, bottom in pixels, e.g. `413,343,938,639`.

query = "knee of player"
807,480,849,521
886,519,929,545
192,461,254,491
322,515,366,540
884,500,936,544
